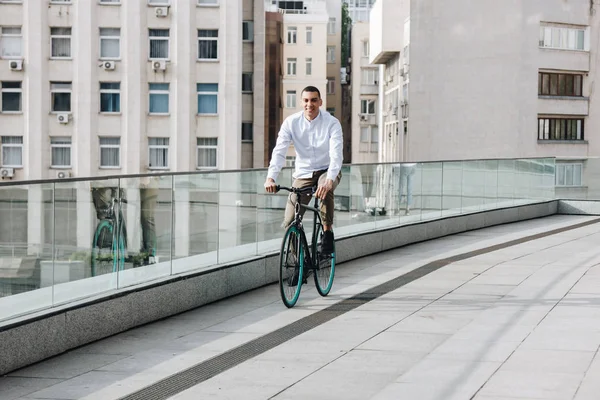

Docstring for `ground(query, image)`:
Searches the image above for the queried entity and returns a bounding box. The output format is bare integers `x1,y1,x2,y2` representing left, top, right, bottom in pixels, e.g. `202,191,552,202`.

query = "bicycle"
275,185,336,308
91,194,128,276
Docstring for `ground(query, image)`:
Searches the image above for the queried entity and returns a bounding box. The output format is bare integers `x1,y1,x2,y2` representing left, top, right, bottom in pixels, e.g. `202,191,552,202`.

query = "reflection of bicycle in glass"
91,196,128,276
275,185,336,308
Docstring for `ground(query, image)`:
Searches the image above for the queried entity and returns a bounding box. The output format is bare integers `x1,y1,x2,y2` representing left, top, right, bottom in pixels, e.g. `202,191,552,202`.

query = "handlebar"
275,185,317,195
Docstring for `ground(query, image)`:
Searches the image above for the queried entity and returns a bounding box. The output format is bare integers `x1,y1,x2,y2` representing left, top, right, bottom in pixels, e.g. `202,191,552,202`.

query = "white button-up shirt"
267,110,343,182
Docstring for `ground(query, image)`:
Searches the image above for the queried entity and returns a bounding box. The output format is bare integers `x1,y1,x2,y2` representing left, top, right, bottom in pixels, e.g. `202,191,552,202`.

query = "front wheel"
279,225,304,308
313,224,335,296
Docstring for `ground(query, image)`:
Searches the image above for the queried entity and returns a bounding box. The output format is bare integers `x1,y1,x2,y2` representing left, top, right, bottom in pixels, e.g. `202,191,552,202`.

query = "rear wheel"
279,225,304,308
313,223,335,296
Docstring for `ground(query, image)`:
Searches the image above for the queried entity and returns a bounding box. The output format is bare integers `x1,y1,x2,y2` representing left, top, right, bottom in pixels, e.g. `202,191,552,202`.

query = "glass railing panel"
218,170,259,265
421,162,443,220
482,159,499,210
498,159,516,207
442,161,463,216
0,183,53,321
115,175,173,288
256,167,292,254
172,172,218,274
51,179,120,304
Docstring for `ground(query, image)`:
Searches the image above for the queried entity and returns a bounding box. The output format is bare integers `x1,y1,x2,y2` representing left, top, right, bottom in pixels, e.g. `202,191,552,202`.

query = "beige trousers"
283,170,342,228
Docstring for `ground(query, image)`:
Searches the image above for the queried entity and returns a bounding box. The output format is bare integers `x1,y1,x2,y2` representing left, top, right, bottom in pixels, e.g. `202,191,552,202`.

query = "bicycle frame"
289,189,323,271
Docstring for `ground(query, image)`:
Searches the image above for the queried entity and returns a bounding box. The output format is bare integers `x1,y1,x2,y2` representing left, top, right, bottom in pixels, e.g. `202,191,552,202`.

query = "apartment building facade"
342,0,375,23
350,22,378,163
0,0,283,181
370,0,597,191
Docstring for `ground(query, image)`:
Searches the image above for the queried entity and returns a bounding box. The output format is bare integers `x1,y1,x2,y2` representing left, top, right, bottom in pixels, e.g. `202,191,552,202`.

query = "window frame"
538,72,583,97
242,73,253,93
50,27,72,59
286,58,297,76
148,137,169,169
1,81,22,113
539,25,587,51
305,57,312,76
197,29,218,61
99,137,121,169
50,137,72,168
287,27,297,44
0,27,22,59
1,136,23,168
242,21,253,42
286,90,296,108
197,0,219,5
327,46,335,63
148,83,170,115
99,82,121,114
197,83,218,115
196,137,218,170
50,81,72,113
99,0,122,4
537,117,584,141
327,78,335,94
241,122,253,142
361,99,376,115
306,26,312,44
148,28,170,60
99,27,121,60
555,162,583,187
327,17,336,35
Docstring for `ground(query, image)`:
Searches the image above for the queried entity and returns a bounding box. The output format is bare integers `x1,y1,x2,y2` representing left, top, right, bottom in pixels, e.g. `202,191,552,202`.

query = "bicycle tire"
279,225,304,308
91,220,116,276
313,223,335,296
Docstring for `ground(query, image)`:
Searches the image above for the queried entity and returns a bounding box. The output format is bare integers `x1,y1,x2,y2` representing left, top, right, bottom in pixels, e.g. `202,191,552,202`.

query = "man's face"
301,91,322,120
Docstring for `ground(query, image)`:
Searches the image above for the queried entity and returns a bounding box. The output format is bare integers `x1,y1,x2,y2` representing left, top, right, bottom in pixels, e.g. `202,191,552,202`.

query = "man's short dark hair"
301,86,321,99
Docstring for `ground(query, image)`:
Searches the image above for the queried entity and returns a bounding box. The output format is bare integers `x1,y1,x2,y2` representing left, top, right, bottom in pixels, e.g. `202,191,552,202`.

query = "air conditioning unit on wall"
155,6,169,17
152,59,167,71
9,59,23,71
57,113,70,124
0,168,14,179
102,60,115,70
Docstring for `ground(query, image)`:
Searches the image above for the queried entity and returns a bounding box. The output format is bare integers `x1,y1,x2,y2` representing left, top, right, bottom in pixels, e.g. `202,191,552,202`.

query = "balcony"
368,0,407,65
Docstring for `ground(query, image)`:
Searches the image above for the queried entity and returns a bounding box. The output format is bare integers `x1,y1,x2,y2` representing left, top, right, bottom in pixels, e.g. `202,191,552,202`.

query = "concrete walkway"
2,214,600,400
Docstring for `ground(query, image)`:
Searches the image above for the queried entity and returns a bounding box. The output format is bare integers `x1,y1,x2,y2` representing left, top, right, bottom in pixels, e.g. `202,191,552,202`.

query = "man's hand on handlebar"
264,178,278,194
315,179,333,200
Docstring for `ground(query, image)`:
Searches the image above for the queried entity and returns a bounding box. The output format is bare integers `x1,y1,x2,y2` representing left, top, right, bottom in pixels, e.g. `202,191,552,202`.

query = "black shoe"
320,230,335,255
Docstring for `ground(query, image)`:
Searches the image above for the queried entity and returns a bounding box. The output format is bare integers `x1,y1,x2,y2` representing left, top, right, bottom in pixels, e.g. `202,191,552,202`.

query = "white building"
0,0,278,181
342,0,376,23
370,0,598,180
350,22,378,163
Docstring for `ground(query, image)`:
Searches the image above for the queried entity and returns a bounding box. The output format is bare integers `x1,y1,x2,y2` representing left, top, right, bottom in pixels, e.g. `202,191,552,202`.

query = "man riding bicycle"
264,86,343,255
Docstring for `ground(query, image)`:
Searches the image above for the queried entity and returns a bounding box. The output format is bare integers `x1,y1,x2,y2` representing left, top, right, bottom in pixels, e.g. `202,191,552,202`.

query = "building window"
362,68,377,85
148,137,169,169
327,46,335,63
100,82,120,113
148,0,170,4
51,27,72,58
285,156,295,167
327,18,336,35
326,107,335,117
306,58,312,75
0,27,22,59
362,40,369,57
198,29,218,60
360,126,378,152
242,73,253,93
99,137,120,168
149,29,169,59
99,28,120,59
287,58,297,76
371,126,379,152
361,99,376,115
100,0,121,4
242,122,253,142
1,81,21,112
327,78,335,94
306,27,312,44
556,163,583,186
50,137,71,168
360,127,369,143
539,25,586,51
242,21,253,41
538,72,583,97
197,83,218,114
198,0,218,4
197,138,217,169
50,0,72,3
538,118,584,140
51,82,72,112
149,83,169,114
286,90,296,108
287,27,297,44
1,136,22,167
